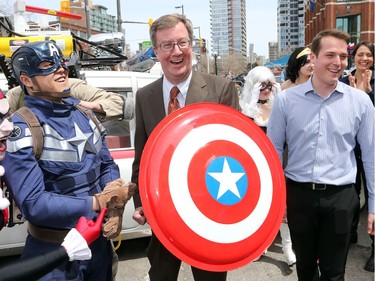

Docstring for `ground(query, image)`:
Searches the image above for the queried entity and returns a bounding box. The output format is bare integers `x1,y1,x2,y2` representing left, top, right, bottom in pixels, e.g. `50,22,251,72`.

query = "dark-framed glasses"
260,82,273,91
159,38,191,52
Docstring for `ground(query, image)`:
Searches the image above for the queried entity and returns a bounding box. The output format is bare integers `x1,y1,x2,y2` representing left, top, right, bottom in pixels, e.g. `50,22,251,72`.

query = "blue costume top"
2,95,119,280
4,95,119,227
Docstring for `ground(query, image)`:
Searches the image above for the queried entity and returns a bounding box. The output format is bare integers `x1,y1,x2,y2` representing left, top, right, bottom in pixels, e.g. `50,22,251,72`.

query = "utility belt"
286,178,353,191
28,222,70,244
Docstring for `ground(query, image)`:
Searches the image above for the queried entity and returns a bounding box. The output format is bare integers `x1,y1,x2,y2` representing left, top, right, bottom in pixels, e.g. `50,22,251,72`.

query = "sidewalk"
117,208,374,281
224,208,374,281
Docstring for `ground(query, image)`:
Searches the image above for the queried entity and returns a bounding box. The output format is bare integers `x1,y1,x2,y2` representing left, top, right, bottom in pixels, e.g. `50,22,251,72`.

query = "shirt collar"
302,76,345,98
163,71,192,99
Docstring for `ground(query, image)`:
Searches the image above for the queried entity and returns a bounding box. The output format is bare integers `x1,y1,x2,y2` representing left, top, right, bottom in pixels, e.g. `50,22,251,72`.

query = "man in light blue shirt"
267,29,374,281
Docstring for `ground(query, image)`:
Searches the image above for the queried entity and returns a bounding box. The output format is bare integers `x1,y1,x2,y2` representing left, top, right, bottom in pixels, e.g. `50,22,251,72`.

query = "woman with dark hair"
281,47,314,90
340,40,374,273
341,41,374,104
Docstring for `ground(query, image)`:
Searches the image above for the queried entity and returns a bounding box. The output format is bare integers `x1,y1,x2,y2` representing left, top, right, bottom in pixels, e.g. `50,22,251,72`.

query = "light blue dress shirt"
267,77,375,213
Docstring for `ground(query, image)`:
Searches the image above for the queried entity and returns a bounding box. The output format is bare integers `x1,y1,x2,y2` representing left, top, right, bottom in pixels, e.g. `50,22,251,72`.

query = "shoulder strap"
75,104,102,133
12,105,101,160
13,107,44,160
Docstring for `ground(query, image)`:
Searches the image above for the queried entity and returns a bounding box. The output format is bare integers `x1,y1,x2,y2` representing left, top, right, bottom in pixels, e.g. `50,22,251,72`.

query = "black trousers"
286,181,358,281
146,232,227,281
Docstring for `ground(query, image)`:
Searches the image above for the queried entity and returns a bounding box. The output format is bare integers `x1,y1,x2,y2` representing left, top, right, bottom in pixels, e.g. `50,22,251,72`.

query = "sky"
4,0,278,58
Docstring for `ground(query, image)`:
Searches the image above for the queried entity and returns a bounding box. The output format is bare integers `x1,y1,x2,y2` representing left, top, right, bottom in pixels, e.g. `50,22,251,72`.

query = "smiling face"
354,45,374,72
153,21,193,85
20,61,69,100
311,36,348,87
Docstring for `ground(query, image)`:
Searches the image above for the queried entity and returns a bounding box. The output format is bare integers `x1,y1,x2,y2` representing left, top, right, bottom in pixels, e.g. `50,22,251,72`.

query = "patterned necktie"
168,86,181,114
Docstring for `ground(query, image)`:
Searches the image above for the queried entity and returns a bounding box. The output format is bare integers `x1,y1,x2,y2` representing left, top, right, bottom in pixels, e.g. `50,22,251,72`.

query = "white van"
0,70,161,256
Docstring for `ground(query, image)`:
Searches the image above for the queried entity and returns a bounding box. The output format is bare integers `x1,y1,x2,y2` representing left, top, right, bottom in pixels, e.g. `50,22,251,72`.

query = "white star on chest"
67,123,96,161
207,157,245,199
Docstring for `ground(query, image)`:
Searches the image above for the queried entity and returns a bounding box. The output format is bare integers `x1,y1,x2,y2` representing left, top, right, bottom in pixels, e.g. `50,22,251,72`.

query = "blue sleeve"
267,94,287,164
356,99,375,213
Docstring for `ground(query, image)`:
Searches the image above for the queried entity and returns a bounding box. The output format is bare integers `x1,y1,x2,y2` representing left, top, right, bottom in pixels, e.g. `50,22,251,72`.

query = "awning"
264,55,290,68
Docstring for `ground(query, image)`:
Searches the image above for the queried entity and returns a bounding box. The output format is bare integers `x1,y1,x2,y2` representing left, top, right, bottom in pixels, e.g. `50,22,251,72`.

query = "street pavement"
115,208,374,281
0,209,372,280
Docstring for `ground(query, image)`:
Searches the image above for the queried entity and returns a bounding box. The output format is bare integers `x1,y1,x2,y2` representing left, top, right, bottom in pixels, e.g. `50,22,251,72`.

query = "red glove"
75,208,107,245
1,208,8,227
0,187,9,229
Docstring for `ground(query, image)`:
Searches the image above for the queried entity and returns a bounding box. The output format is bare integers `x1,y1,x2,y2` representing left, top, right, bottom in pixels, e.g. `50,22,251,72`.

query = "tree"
219,54,248,76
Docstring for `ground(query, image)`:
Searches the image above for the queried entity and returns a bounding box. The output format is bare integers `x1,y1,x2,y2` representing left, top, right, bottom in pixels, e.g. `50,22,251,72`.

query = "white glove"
0,188,10,210
0,94,9,116
250,82,262,108
240,81,264,118
123,96,135,121
242,82,262,118
61,228,92,261
0,119,13,141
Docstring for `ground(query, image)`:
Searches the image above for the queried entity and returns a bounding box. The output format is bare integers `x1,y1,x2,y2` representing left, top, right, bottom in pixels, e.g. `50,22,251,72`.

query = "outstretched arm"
0,209,107,281
70,78,134,121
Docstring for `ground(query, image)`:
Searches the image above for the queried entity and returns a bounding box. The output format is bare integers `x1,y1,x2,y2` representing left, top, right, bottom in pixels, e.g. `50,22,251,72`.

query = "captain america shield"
139,103,285,271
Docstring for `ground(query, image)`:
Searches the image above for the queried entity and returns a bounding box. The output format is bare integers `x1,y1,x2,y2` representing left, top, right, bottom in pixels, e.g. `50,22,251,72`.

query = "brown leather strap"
28,223,69,244
76,104,102,134
13,105,101,161
14,107,44,160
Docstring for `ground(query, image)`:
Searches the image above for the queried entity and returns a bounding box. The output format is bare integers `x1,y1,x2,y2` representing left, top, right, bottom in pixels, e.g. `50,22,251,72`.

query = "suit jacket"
131,70,240,207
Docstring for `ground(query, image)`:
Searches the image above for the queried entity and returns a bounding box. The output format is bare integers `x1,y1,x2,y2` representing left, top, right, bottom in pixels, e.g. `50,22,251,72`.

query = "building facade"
210,0,247,57
268,42,279,60
277,0,306,57
60,0,117,39
304,0,374,45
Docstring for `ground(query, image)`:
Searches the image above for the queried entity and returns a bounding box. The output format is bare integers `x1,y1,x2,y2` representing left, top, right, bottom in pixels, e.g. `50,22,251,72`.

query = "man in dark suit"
131,13,240,281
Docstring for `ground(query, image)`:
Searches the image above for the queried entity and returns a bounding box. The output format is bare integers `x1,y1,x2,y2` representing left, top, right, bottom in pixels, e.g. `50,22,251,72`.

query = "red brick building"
304,0,374,45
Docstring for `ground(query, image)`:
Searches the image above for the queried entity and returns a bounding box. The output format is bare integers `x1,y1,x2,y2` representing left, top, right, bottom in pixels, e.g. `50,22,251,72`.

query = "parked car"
0,70,161,257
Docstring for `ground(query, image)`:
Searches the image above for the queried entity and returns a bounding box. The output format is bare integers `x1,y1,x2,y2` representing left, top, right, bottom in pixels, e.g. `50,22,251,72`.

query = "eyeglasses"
260,82,273,91
159,38,191,52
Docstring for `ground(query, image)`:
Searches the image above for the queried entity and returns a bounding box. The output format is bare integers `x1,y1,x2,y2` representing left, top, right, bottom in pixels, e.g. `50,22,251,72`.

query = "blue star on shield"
206,156,248,205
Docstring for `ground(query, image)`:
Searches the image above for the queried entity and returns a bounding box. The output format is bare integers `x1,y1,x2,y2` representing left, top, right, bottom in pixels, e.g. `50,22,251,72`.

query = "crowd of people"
0,12,373,281
339,40,374,272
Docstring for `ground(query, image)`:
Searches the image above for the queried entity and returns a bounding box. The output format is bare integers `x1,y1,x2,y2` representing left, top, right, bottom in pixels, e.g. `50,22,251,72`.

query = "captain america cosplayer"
1,41,132,280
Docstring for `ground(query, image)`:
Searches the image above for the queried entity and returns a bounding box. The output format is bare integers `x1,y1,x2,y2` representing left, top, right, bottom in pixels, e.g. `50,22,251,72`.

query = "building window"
336,15,361,43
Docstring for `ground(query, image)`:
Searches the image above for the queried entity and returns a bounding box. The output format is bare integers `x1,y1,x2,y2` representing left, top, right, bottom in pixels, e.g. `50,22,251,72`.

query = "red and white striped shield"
139,103,285,271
